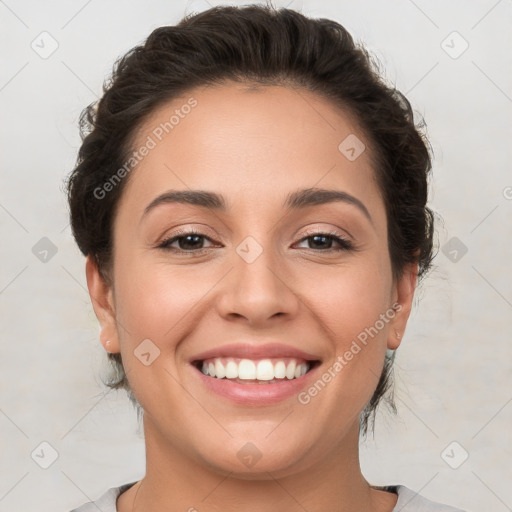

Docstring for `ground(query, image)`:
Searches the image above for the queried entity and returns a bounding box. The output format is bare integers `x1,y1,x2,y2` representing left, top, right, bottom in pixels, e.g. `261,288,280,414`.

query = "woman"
66,4,465,511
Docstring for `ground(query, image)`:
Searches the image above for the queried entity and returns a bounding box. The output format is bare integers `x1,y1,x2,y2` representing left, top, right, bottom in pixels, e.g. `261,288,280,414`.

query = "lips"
191,342,321,364
189,343,322,403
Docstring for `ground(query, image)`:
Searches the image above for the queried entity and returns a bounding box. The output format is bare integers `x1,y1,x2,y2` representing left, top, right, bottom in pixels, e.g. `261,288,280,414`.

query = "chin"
195,434,312,479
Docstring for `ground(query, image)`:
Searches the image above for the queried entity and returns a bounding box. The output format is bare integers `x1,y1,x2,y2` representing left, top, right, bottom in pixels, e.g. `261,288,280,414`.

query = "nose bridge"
216,232,298,323
236,234,280,290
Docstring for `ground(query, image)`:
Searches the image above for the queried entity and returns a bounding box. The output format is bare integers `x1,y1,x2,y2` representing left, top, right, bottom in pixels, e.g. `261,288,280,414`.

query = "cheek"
302,259,392,403
111,261,206,414
307,256,391,340
114,261,205,347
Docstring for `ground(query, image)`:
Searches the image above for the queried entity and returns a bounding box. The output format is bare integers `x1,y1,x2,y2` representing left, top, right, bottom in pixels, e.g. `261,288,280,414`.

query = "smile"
189,342,322,404
198,357,313,383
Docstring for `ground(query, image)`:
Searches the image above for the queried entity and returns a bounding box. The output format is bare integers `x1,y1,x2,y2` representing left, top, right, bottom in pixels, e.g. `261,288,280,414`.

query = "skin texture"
86,82,418,512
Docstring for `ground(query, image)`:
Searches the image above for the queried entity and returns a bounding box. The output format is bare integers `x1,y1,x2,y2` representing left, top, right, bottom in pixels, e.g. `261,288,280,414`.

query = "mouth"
193,357,321,384
189,342,322,404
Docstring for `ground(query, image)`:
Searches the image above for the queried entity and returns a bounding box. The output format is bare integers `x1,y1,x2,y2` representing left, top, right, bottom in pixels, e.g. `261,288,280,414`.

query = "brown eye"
296,231,354,252
158,230,216,252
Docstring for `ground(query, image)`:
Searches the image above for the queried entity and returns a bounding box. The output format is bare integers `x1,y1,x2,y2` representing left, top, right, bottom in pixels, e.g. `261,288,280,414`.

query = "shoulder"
68,481,137,512
393,485,467,511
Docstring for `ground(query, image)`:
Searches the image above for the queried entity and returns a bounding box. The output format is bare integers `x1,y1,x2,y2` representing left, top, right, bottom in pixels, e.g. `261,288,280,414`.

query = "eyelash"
157,228,355,254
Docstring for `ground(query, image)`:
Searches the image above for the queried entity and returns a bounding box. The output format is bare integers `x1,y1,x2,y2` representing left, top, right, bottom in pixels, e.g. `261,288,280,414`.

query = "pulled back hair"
65,4,435,437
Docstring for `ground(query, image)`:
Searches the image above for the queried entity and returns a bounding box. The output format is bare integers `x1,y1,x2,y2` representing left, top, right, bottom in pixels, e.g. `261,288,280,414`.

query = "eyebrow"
142,187,373,224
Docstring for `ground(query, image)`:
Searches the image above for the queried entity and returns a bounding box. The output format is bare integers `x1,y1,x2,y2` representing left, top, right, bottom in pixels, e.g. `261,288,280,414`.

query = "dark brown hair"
65,4,436,437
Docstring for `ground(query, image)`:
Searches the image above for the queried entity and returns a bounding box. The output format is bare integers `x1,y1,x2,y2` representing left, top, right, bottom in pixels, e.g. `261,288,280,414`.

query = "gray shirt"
69,482,467,511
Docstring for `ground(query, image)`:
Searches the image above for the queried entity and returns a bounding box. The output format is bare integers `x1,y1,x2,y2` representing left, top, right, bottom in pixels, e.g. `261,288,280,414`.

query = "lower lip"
193,363,320,405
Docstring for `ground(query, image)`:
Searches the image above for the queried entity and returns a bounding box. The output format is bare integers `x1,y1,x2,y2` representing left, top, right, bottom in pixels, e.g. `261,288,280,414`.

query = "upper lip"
190,343,321,362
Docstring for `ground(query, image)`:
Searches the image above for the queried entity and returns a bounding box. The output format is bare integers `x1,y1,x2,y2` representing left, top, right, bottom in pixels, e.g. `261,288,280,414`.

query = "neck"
120,416,397,512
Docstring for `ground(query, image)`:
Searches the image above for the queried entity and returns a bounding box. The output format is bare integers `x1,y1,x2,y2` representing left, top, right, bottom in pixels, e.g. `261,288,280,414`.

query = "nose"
215,240,300,326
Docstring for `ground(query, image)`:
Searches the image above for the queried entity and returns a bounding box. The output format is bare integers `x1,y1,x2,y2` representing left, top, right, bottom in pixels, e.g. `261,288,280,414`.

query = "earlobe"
85,255,121,353
387,262,418,350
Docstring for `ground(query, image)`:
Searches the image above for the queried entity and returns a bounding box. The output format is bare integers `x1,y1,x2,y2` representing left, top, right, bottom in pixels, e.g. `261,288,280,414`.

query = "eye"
295,230,354,252
156,228,355,254
157,229,217,253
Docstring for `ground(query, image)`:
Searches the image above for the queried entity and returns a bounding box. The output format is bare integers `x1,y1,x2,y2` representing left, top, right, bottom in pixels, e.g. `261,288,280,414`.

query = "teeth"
200,357,311,381
239,359,256,380
225,360,238,378
256,360,274,380
285,360,296,380
274,361,286,379
215,359,226,379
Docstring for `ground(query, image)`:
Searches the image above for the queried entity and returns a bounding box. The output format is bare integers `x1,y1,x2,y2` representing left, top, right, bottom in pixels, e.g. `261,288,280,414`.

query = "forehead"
120,82,383,220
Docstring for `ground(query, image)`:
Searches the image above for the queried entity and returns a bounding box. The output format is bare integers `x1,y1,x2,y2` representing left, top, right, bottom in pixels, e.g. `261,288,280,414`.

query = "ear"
386,261,418,350
85,255,120,354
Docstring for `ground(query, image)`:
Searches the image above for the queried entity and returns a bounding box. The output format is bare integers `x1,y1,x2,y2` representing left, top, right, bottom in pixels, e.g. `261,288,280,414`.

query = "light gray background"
1,1,511,511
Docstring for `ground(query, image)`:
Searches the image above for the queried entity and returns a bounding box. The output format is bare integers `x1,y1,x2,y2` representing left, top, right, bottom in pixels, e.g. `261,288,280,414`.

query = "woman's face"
88,82,416,477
